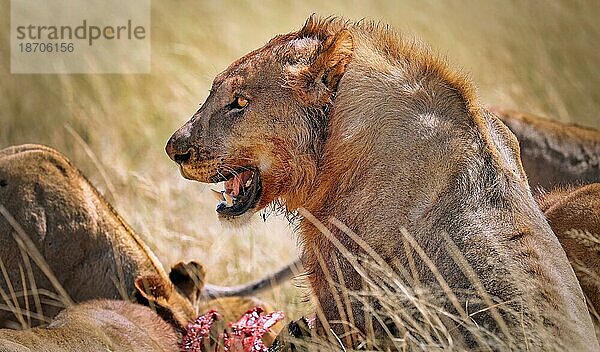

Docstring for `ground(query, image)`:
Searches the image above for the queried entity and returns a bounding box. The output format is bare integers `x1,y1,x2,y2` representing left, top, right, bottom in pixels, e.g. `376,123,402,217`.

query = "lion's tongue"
224,171,253,197
224,177,240,197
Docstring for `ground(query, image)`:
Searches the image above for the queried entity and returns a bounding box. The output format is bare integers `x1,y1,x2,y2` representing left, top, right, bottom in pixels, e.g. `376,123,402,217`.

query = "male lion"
166,17,598,350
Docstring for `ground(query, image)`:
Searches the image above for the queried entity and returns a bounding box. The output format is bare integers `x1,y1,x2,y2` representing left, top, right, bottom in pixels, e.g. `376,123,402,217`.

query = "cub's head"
166,18,354,221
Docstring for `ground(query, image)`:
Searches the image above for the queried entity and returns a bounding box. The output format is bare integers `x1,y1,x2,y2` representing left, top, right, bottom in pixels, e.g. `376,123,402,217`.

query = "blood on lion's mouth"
210,167,262,218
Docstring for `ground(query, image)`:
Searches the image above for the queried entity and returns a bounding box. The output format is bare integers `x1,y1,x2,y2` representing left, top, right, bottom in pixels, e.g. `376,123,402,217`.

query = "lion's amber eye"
227,96,249,111
236,96,248,108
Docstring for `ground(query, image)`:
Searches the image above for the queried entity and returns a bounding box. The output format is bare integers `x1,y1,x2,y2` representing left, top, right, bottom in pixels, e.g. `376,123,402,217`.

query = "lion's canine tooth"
245,179,252,187
223,192,234,206
211,189,225,201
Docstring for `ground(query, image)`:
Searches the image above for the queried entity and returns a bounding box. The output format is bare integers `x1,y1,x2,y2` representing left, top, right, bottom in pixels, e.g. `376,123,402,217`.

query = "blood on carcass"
180,307,284,352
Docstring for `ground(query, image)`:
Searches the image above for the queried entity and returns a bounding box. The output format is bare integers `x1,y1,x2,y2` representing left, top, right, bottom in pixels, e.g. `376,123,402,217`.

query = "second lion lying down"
167,16,598,350
0,144,292,330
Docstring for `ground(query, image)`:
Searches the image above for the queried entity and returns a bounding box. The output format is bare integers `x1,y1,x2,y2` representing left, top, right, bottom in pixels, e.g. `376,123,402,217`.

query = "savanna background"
1,0,599,325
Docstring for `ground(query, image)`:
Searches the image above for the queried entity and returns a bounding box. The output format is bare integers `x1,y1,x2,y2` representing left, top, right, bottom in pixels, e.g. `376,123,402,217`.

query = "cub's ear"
135,275,195,333
169,260,206,306
286,29,354,106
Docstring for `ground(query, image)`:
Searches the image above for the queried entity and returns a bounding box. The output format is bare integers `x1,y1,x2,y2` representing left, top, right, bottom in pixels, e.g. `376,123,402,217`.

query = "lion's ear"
135,275,173,305
287,29,354,106
169,260,206,305
134,275,191,333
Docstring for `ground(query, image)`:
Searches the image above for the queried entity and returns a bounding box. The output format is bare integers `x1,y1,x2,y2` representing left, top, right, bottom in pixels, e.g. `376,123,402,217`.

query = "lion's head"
166,18,354,221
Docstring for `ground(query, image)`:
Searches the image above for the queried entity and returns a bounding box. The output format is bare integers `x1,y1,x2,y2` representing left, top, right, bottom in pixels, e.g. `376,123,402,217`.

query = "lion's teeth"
223,192,234,207
211,189,225,201
245,179,252,187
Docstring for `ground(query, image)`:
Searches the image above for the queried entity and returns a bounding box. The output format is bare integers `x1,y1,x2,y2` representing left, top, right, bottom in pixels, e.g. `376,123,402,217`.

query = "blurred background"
1,0,598,318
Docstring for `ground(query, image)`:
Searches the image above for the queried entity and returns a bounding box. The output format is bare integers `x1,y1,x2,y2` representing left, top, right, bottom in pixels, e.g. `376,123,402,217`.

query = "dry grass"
281,210,516,351
0,0,599,346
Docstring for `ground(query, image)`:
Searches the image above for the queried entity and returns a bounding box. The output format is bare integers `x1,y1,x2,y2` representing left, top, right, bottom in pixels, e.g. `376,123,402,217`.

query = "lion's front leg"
304,253,391,350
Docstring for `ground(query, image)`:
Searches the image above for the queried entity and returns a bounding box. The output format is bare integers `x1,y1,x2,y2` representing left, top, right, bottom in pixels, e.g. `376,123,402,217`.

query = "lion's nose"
166,134,194,164
173,149,193,164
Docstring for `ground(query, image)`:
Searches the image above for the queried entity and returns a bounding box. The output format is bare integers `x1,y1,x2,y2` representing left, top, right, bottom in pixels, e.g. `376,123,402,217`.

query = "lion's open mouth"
210,167,262,218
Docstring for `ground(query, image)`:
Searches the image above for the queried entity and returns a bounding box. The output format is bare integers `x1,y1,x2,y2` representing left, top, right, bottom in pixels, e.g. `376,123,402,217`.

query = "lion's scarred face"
166,21,354,221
